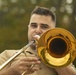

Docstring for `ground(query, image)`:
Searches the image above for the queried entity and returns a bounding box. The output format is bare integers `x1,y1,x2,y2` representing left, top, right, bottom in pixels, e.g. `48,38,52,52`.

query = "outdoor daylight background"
0,0,76,67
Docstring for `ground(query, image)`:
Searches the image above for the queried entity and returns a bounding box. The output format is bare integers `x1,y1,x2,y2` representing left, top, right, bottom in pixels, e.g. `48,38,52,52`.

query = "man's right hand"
10,57,41,75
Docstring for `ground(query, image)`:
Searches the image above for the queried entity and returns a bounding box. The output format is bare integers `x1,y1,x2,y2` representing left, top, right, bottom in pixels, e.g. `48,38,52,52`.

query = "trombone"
0,28,76,70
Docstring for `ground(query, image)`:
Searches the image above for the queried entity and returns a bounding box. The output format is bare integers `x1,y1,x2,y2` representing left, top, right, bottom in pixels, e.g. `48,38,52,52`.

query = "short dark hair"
31,6,56,22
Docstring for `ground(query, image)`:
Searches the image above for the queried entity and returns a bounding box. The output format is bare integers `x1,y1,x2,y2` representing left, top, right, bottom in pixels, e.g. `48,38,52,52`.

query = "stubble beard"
30,43,37,50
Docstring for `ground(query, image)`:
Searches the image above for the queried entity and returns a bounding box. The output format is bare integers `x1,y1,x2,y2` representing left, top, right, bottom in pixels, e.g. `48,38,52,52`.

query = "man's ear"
28,25,30,28
51,21,56,28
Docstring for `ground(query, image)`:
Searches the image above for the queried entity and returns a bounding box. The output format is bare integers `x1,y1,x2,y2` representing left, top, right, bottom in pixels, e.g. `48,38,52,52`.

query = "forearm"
56,65,76,75
0,67,20,75
55,64,76,75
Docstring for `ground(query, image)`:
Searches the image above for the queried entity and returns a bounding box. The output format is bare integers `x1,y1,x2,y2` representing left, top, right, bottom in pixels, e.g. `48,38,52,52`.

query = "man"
0,6,76,75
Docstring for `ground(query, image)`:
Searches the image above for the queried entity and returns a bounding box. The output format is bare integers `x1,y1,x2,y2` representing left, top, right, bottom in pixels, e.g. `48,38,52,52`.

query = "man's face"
28,14,55,49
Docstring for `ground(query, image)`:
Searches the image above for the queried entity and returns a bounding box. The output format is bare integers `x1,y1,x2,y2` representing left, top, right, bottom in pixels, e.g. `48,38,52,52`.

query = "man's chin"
30,43,36,50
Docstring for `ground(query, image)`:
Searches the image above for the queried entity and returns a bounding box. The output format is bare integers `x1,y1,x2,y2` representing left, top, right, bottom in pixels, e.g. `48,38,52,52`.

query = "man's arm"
0,57,41,75
0,67,20,75
55,64,76,75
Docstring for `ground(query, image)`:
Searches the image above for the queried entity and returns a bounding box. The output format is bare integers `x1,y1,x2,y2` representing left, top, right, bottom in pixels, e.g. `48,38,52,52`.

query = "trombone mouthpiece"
33,35,40,41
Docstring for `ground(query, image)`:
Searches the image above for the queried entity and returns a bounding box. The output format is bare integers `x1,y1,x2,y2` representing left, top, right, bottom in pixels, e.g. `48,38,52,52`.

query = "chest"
25,63,58,75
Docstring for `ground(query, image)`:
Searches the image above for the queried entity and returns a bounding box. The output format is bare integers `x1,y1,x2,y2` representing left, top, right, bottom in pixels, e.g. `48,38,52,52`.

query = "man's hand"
11,57,41,75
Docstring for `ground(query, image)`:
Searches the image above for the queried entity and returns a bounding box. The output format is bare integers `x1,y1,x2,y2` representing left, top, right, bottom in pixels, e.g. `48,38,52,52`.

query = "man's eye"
31,24,37,28
41,25,49,29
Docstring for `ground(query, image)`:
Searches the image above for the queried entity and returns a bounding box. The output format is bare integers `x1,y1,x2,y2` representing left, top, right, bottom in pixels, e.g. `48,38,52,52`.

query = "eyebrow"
30,23,37,25
41,23,48,25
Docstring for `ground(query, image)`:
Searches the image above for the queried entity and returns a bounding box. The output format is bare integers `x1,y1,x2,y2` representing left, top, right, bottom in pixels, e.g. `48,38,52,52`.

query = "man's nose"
35,27,42,34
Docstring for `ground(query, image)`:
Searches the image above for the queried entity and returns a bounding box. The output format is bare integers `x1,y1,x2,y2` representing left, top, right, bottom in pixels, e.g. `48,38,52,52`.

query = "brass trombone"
37,28,76,68
0,28,76,70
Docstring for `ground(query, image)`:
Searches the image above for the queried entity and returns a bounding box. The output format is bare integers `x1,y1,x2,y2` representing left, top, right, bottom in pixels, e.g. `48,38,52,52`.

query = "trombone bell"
37,28,76,68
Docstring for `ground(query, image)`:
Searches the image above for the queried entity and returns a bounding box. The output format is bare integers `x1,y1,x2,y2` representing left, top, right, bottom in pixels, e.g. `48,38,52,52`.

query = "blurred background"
0,0,76,67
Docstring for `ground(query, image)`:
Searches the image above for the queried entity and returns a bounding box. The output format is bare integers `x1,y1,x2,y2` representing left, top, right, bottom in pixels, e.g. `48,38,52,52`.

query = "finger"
18,58,40,68
21,57,39,61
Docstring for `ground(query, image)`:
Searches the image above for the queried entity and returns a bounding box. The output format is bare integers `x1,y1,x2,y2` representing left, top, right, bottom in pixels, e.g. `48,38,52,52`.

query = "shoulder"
0,50,19,57
0,50,19,65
